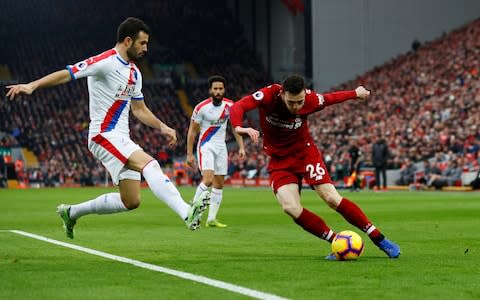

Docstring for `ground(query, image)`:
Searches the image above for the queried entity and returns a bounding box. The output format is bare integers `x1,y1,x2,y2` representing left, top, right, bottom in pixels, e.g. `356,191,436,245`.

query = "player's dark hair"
208,75,226,88
283,74,305,94
117,17,150,43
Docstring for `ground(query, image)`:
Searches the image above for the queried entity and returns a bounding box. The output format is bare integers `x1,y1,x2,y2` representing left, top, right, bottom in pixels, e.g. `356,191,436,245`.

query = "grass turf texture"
1,187,479,299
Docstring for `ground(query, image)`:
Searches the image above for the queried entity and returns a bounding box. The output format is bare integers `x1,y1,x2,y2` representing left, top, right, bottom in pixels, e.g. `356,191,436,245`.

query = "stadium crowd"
0,1,479,188
218,18,480,187
307,18,480,187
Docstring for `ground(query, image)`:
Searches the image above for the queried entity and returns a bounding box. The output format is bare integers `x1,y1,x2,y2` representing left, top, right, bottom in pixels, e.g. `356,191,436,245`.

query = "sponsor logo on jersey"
115,84,136,99
210,110,229,125
210,118,227,125
265,114,302,130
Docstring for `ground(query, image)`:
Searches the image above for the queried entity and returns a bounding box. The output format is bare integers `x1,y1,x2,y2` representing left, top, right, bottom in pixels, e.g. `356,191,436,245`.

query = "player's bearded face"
282,90,306,114
209,82,225,106
127,31,149,61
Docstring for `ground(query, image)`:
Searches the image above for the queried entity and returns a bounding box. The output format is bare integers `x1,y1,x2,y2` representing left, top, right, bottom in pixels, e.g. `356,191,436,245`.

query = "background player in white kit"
6,17,210,238
186,76,245,228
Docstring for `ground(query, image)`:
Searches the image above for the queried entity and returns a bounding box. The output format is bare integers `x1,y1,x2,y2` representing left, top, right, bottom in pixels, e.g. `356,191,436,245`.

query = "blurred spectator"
395,158,417,186
347,139,362,191
469,168,480,190
190,167,202,186
428,160,462,189
0,154,6,188
418,160,441,185
411,38,421,52
372,134,389,190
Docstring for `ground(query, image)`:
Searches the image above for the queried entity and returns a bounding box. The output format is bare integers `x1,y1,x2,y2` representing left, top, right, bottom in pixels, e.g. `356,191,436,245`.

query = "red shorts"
268,145,332,193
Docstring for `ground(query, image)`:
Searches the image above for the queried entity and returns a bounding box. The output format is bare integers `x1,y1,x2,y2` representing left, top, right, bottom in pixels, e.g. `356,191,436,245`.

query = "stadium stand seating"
0,0,268,186
308,18,480,187
0,1,478,188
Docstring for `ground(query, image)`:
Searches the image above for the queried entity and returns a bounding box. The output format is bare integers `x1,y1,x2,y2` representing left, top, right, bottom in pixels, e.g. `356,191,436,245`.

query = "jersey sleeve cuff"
131,96,144,100
66,66,76,80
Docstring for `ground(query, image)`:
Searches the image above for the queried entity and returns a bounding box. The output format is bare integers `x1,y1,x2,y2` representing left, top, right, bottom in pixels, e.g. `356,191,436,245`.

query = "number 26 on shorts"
306,163,325,180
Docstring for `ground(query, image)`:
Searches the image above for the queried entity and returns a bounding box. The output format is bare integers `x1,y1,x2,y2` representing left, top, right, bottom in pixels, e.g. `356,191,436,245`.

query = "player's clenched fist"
355,86,370,100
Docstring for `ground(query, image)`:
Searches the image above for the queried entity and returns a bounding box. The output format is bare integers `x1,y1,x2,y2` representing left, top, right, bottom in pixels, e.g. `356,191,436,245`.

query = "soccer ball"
331,230,365,260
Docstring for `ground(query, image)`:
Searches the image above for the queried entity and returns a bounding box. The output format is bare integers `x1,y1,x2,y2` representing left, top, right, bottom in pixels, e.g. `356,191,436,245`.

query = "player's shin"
69,193,128,220
207,188,222,222
142,160,190,219
193,182,209,203
294,208,336,242
336,198,384,244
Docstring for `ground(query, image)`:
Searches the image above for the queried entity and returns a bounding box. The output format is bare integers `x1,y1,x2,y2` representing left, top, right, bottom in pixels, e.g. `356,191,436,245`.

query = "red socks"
336,198,384,242
292,199,385,245
294,208,335,242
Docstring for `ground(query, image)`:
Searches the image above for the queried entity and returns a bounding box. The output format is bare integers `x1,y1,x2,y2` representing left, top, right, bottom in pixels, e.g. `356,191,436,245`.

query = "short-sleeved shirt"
191,98,234,147
66,48,144,138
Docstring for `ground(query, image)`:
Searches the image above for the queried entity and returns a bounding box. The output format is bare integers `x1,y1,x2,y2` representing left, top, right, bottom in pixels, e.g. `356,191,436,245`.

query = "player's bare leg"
128,150,209,229
313,183,342,209
275,184,303,218
119,179,142,209
315,183,400,258
276,183,335,241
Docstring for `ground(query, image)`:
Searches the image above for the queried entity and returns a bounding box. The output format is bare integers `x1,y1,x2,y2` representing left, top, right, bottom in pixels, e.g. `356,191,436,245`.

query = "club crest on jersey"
129,68,138,84
253,91,264,101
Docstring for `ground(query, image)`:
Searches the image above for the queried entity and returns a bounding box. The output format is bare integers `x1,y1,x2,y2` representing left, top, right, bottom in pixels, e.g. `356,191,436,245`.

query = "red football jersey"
230,84,357,157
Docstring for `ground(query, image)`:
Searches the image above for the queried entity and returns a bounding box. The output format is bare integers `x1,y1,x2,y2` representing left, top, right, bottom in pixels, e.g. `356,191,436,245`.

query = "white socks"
193,182,209,202
195,183,223,222
142,160,189,220
68,161,190,222
69,193,127,220
207,188,223,222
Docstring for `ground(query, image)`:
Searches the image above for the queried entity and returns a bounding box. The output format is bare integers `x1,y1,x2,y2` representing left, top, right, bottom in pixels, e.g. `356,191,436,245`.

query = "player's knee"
281,202,302,218
323,193,341,209
203,179,213,186
122,196,141,210
316,185,342,209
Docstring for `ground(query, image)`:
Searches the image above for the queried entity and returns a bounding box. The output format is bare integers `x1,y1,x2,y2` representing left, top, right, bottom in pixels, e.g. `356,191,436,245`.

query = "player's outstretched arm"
6,70,72,100
320,86,371,107
131,100,177,147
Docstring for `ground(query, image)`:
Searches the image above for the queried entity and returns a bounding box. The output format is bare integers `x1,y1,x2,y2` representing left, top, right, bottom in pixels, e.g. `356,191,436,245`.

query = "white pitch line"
9,230,289,300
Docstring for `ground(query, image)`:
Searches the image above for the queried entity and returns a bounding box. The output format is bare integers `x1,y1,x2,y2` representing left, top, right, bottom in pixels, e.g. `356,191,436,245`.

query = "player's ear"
124,36,133,47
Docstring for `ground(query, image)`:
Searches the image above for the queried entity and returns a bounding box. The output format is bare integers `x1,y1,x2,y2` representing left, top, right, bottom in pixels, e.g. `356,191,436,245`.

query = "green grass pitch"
1,187,479,299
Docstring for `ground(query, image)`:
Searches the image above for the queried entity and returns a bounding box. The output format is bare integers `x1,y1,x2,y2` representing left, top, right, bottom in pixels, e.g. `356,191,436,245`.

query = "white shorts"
88,132,142,185
197,142,228,175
